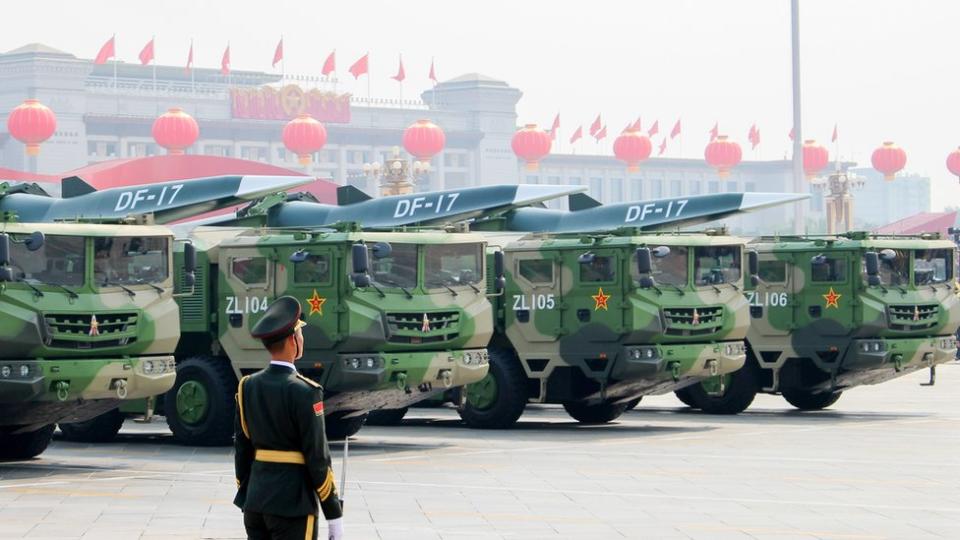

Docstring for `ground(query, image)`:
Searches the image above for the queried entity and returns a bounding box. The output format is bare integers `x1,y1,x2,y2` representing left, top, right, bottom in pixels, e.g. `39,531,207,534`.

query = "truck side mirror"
748,250,760,286
24,231,44,252
183,242,197,288
493,251,505,294
351,243,370,287
864,251,879,276
353,273,371,288
636,247,652,275
0,233,10,267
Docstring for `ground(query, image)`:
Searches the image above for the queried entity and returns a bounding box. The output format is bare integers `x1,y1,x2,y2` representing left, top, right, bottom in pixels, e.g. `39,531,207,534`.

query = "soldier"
233,296,345,540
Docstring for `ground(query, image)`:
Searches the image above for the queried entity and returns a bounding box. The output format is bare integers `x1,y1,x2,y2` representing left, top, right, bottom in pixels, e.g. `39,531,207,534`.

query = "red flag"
589,115,602,136
831,123,838,143
221,45,231,76
748,124,760,149
185,41,194,74
272,38,284,68
658,138,667,156
321,50,336,76
138,38,155,66
569,125,583,144
428,58,437,83
670,118,681,139
630,116,642,131
594,125,607,141
548,127,556,141
551,113,560,132
788,127,794,141
709,122,719,141
94,35,115,65
647,120,659,137
391,55,406,82
754,127,761,148
349,53,369,79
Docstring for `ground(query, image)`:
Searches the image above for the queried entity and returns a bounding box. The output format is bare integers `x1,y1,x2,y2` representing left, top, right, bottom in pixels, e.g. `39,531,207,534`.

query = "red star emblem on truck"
421,313,431,332
306,289,326,316
691,308,700,325
88,315,100,336
913,305,920,321
592,287,610,311
823,287,842,309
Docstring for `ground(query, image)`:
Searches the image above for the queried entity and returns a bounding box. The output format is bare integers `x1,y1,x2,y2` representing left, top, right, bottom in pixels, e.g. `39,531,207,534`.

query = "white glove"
327,517,344,540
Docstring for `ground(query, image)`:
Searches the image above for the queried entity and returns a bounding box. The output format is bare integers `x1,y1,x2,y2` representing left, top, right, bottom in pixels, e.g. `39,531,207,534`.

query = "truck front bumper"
605,340,747,399
834,336,956,388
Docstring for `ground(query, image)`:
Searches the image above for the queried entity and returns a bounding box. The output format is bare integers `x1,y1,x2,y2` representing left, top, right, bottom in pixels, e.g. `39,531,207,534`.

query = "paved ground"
1,364,958,540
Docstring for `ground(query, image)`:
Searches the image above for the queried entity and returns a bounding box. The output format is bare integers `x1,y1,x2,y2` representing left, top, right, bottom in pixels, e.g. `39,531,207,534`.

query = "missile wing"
483,192,810,233
0,175,312,224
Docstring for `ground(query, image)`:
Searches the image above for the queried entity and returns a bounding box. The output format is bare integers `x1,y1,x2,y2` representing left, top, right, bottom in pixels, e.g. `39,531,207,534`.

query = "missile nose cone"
236,175,314,199
739,192,810,212
513,184,587,206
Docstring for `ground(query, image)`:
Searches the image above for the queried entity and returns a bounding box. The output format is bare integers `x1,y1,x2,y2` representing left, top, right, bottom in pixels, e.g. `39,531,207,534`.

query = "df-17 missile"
474,191,810,233
192,183,586,230
0,175,312,224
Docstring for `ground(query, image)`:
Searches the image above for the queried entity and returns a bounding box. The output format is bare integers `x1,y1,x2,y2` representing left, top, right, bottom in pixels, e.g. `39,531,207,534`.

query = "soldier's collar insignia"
307,289,326,316
592,287,610,311
823,287,842,309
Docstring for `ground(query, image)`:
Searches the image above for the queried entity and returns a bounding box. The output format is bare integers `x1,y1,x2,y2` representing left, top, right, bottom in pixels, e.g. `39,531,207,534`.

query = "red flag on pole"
831,123,838,143
221,45,231,76
428,58,437,83
349,53,369,79
548,127,556,141
138,38,155,65
709,122,719,141
788,127,794,141
551,113,560,132
321,50,336,76
670,118,681,139
391,55,406,82
748,124,760,149
272,38,284,68
658,138,667,156
94,35,115,65
647,120,659,137
589,115,602,136
569,125,583,144
595,125,607,141
630,116,642,131
185,41,194,74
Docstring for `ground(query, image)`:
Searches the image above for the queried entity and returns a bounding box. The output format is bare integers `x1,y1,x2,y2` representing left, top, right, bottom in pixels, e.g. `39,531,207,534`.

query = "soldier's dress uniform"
234,296,343,540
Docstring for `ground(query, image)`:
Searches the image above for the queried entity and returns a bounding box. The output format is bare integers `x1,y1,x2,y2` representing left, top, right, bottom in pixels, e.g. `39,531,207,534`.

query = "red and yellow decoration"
511,123,552,171
946,147,960,182
802,139,829,180
7,99,57,156
823,287,842,309
306,289,326,315
704,135,742,179
282,113,328,166
871,141,907,181
592,287,611,311
613,128,653,172
402,119,446,165
152,107,199,155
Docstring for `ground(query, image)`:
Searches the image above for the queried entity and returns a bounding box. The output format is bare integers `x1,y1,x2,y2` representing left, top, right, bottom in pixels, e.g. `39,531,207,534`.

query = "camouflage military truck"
0,221,191,459
452,229,756,428
677,232,960,413
160,225,495,445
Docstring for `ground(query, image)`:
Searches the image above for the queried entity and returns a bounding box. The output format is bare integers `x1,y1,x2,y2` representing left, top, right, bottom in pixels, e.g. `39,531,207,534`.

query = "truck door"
218,246,277,370
748,253,793,337
562,247,624,344
504,250,564,344
273,244,341,353
796,250,854,337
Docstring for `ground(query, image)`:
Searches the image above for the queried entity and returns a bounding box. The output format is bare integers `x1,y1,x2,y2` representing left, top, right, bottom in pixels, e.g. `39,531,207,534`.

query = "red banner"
231,85,351,123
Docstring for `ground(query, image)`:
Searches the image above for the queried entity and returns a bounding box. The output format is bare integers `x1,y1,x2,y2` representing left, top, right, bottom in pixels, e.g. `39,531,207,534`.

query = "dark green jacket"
233,364,343,520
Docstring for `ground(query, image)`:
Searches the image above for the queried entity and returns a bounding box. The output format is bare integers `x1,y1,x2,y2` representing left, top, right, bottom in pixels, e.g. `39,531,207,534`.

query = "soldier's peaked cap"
250,296,307,345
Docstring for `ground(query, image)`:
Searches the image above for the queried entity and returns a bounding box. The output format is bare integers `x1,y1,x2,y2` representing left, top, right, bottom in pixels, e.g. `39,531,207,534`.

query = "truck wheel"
0,425,55,460
782,389,842,410
366,407,409,426
458,347,527,429
625,397,642,410
165,356,237,446
325,412,367,440
58,408,123,443
684,367,757,415
674,387,700,409
562,400,629,424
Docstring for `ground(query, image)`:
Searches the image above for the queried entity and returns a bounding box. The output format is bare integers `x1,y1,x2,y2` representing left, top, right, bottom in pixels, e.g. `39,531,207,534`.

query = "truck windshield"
368,242,418,290
914,249,953,285
94,236,169,286
425,243,483,289
865,249,909,286
694,245,742,286
633,246,689,286
10,234,85,286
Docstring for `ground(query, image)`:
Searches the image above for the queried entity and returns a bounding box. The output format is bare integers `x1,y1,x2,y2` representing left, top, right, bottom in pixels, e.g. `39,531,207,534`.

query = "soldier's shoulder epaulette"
296,373,323,390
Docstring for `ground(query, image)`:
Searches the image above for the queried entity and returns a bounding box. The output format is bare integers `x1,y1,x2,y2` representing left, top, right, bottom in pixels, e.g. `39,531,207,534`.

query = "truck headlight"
19,365,29,377
365,358,376,369
1,366,9,378
873,342,882,352
143,360,154,374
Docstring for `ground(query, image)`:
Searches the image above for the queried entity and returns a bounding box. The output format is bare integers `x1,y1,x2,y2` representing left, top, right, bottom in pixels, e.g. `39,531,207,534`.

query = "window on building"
589,177,604,200
630,178,643,200
568,176,582,186
650,179,663,198
547,176,562,185
610,178,624,201
726,181,737,192
708,181,720,194
670,179,682,196
745,182,757,192
689,180,701,195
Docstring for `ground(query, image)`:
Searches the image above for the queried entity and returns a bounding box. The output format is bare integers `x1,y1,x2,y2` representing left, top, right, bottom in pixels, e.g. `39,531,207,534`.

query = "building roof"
3,43,74,57
874,211,957,236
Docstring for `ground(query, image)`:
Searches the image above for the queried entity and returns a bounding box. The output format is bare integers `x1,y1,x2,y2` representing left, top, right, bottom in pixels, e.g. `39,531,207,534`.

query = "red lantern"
282,114,327,166
511,124,552,171
402,119,446,164
802,139,829,180
613,129,652,172
7,99,56,156
946,147,960,181
704,135,742,178
871,141,906,181
152,108,199,155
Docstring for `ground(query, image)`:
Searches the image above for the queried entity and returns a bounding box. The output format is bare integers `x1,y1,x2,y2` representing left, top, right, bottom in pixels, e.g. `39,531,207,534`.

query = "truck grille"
662,306,724,336
385,311,460,344
43,312,139,349
888,304,939,331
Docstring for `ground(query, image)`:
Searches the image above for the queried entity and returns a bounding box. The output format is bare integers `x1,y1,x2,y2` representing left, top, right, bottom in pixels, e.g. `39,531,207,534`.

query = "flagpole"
191,39,196,97
152,36,158,116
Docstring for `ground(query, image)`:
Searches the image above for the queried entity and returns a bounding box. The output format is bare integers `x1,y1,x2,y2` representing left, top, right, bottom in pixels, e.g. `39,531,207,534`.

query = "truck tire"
782,389,842,410
58,408,124,443
325,412,367,440
674,387,701,409
458,347,528,429
165,356,237,446
366,407,409,426
0,425,55,460
562,400,629,424
684,367,758,415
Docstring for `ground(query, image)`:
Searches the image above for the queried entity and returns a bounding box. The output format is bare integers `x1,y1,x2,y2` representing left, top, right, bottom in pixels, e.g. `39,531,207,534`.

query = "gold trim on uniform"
237,375,251,439
296,373,322,388
316,468,336,501
255,449,307,464
304,514,315,540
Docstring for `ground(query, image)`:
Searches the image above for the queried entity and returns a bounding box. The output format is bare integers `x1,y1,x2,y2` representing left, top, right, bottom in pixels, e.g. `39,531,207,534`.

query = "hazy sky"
4,0,958,209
